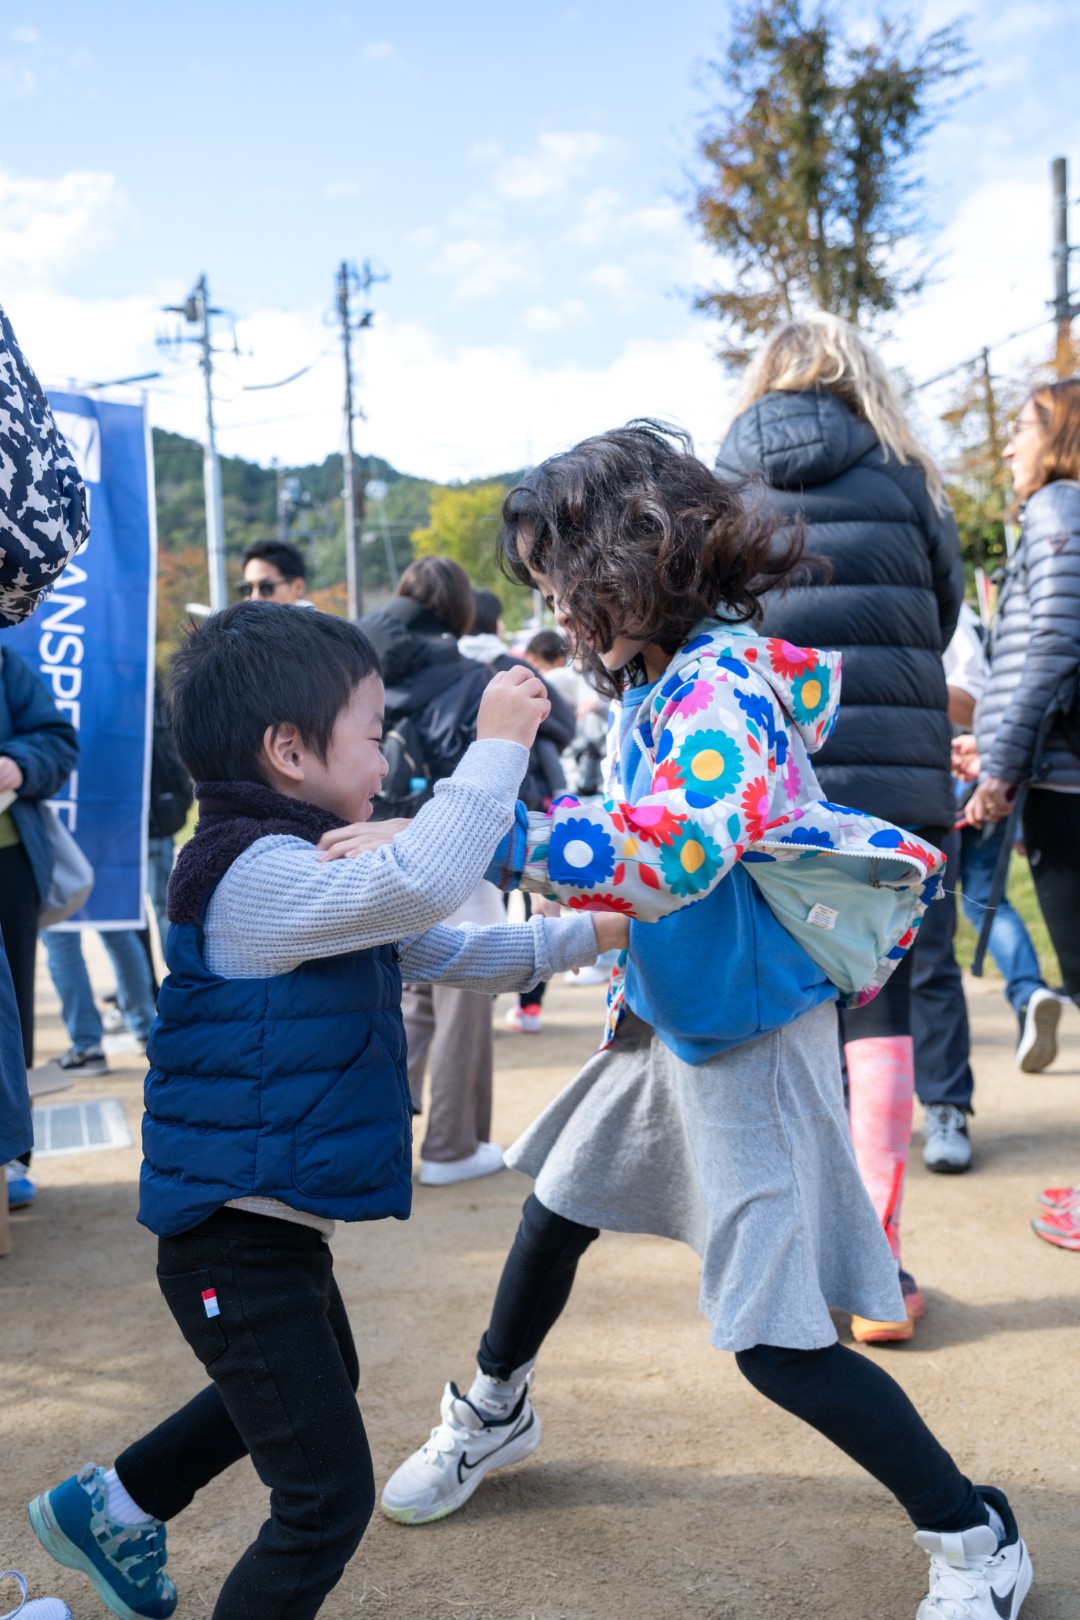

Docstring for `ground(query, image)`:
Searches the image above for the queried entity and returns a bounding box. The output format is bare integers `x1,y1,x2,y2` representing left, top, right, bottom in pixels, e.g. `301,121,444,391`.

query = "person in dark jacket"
966,378,1080,1253
717,312,967,1341
361,559,505,1184
460,588,576,1033
0,303,87,1200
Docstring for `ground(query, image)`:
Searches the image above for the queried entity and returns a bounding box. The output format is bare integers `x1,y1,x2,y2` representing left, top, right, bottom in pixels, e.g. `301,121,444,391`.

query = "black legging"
478,1194,985,1533
1023,789,1080,1001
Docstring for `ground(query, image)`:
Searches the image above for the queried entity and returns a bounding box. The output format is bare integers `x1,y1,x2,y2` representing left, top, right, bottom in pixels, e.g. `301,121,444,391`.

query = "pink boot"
845,1035,918,1343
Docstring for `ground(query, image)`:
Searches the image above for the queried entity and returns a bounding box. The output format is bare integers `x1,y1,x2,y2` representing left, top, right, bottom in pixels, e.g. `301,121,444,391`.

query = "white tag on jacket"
806,903,839,931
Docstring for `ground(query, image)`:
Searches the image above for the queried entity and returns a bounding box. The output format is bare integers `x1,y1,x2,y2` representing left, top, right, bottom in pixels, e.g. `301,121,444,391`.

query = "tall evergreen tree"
693,0,971,363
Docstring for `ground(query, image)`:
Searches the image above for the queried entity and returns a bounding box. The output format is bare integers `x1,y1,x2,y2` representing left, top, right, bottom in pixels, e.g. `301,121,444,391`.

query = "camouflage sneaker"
27,1464,176,1620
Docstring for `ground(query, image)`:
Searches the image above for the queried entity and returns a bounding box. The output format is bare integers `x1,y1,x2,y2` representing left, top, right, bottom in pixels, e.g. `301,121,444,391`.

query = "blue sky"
3,0,1079,479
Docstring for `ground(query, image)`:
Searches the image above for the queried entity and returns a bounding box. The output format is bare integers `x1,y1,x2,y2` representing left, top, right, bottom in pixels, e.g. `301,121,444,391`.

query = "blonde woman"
718,312,966,1342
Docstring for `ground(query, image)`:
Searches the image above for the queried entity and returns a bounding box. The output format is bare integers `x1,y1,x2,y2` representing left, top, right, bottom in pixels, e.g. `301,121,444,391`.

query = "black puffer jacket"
360,596,491,782
717,388,965,829
976,480,1080,787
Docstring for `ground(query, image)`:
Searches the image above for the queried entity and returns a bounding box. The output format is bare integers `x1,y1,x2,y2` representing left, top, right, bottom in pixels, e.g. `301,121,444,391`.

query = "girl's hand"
529,895,562,918
477,666,551,749
316,819,412,861
0,756,25,794
965,777,1015,827
590,913,630,955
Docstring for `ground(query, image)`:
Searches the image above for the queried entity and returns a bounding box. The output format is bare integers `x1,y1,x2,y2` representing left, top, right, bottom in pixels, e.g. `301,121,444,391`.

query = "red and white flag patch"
202,1288,221,1319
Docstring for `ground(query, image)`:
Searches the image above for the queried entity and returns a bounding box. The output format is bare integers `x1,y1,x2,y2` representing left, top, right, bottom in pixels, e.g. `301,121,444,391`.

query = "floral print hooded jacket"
493,621,945,1048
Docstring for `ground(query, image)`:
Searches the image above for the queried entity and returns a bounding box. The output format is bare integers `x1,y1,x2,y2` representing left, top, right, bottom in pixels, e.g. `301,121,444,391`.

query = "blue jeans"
959,821,1044,1016
44,928,158,1047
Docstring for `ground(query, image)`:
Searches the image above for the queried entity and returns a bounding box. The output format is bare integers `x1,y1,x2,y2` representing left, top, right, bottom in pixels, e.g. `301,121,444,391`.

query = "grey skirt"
504,999,905,1352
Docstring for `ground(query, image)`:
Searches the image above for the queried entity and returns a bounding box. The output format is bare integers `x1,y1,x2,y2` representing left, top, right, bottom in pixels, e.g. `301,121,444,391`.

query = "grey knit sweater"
200,739,600,1232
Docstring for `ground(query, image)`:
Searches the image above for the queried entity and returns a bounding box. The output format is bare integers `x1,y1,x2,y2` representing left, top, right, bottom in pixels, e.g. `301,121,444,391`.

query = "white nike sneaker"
380,1380,541,1525
915,1489,1032,1619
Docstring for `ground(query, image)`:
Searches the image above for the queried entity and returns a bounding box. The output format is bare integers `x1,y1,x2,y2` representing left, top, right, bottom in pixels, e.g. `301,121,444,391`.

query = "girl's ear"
260,722,305,786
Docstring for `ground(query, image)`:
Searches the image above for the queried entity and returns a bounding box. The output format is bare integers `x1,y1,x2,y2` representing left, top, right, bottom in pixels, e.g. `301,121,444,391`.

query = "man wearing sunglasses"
238,539,311,605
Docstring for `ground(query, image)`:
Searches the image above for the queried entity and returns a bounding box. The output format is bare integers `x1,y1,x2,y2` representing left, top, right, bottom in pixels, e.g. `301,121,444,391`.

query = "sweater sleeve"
985,483,1080,783
0,650,78,799
0,305,89,627
203,739,529,976
493,664,789,924
398,913,598,991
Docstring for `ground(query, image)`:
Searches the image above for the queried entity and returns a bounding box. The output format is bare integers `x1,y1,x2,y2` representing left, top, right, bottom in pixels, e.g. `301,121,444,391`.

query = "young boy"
27,603,627,1620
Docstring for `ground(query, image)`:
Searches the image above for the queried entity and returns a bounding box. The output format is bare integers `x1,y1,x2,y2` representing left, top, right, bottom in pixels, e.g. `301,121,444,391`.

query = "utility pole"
980,347,1005,509
162,275,228,610
334,259,388,621
1051,156,1075,380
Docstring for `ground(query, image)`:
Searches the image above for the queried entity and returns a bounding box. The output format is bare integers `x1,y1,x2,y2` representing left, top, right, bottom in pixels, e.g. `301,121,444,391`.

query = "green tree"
411,482,530,625
692,0,971,363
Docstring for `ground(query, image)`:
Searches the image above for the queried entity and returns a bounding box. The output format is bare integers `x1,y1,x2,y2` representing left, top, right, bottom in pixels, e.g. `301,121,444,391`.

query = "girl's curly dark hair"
499,420,807,699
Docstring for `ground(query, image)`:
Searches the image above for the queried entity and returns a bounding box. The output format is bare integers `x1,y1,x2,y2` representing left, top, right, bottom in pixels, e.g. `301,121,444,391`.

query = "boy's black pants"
116,1208,373,1620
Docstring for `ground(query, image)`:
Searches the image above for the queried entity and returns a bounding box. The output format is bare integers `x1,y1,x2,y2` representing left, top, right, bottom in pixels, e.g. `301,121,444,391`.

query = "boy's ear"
261,722,305,785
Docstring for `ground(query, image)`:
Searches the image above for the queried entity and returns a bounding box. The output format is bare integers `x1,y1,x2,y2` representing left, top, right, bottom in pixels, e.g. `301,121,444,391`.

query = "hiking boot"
27,1463,176,1620
923,1104,972,1174
0,1569,71,1619
381,1381,540,1525
915,1486,1031,1618
57,1045,109,1077
4,1163,35,1211
1015,988,1063,1074
1031,1206,1080,1251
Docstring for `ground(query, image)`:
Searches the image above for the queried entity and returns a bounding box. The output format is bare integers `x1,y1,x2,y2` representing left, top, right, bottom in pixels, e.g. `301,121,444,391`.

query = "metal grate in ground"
31,1099,133,1158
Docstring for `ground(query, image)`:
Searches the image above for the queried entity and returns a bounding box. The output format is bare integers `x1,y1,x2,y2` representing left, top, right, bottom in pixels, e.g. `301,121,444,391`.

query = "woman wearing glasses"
966,379,1080,1250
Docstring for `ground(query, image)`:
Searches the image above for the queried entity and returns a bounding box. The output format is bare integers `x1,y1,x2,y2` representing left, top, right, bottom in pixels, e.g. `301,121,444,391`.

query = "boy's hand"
590,913,630,955
477,666,550,750
316,819,412,861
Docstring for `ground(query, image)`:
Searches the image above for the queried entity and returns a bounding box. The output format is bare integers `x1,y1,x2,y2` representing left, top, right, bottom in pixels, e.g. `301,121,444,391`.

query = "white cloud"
321,177,362,201
0,168,128,283
362,41,398,62
487,132,616,202
521,299,587,333
428,236,535,301
10,25,38,44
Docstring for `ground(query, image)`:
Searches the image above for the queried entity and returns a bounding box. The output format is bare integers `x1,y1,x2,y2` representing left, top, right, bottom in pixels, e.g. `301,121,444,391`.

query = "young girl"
377,423,1031,1620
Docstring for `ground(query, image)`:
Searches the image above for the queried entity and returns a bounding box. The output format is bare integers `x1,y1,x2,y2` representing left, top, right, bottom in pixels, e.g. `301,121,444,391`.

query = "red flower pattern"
766,638,819,679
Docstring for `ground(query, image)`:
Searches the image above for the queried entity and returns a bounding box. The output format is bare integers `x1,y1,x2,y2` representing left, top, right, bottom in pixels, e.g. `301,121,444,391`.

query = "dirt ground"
3,950,1080,1620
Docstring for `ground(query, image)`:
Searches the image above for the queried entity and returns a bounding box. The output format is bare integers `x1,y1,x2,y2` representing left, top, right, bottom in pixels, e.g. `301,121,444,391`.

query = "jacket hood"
717,388,880,491
658,619,842,756
458,632,508,665
360,596,462,687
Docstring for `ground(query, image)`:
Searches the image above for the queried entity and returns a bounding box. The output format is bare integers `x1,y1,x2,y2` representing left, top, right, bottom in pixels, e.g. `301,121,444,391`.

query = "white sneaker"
1015,988,1063,1074
915,1492,1032,1619
563,963,609,985
923,1104,972,1174
380,1381,540,1524
418,1141,504,1186
505,1003,544,1034
0,1569,72,1619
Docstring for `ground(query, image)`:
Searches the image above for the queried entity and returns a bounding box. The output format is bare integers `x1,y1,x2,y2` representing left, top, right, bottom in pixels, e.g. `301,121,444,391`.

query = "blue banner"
3,393,156,928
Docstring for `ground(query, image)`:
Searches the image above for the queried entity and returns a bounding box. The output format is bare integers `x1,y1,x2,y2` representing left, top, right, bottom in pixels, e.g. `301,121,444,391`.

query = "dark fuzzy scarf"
167,779,347,925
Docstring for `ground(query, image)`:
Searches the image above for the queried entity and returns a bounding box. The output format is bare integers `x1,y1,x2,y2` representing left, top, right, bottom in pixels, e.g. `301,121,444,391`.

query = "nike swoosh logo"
457,1412,534,1483
991,1581,1017,1618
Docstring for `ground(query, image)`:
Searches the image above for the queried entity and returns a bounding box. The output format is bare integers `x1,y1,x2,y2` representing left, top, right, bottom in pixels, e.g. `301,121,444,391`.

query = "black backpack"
149,687,193,838
371,711,434,821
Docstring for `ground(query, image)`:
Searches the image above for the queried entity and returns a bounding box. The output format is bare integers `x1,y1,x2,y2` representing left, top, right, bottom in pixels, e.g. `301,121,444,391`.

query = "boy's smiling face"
260,672,388,823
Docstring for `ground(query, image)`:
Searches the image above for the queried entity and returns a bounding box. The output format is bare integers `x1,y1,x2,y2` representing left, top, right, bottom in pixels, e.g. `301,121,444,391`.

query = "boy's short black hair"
525,629,566,665
169,602,381,785
241,538,307,582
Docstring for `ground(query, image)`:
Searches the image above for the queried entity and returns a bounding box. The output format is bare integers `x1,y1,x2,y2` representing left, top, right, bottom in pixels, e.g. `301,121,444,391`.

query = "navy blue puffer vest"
138,906,412,1237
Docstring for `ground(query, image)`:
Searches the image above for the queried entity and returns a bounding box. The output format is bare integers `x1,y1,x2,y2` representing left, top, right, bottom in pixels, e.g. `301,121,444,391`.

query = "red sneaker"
1032,1208,1080,1250
1038,1184,1080,1210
